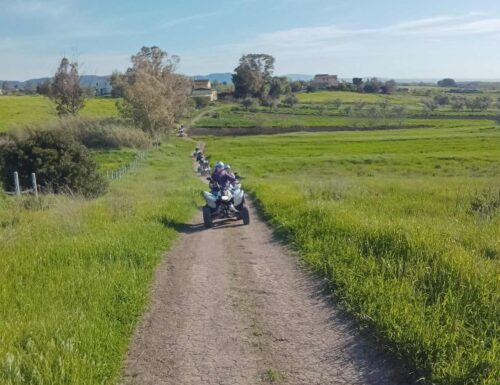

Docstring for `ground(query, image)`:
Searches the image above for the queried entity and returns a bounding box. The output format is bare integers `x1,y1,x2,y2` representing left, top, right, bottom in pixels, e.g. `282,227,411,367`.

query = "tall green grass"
204,125,500,384
0,139,203,385
0,96,118,132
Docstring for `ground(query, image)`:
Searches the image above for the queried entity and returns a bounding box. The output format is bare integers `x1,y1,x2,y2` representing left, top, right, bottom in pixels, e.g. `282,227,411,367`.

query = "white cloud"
3,0,71,18
156,12,220,29
223,12,500,56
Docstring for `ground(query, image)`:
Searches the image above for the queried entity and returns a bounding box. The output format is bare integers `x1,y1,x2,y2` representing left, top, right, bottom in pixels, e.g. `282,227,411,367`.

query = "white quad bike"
202,177,250,228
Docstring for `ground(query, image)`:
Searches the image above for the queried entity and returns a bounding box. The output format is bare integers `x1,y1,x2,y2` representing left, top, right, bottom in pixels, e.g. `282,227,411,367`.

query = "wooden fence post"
13,172,20,196
31,173,38,197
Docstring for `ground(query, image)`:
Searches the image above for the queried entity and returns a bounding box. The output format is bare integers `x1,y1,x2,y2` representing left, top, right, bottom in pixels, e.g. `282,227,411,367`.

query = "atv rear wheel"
240,205,250,225
203,206,213,228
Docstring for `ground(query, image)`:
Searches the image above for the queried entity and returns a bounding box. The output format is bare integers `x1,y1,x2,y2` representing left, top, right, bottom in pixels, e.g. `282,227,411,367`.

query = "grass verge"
0,139,203,385
203,125,499,385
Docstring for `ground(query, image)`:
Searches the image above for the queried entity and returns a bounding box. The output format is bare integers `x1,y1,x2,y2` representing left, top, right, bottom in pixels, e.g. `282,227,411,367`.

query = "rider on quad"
202,160,250,227
212,161,236,190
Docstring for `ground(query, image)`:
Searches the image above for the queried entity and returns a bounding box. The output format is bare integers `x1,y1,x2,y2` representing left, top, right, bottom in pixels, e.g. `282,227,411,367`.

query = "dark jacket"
212,170,236,190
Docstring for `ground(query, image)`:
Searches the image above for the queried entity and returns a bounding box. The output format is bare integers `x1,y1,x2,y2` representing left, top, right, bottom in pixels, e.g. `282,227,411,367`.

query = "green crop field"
203,124,500,384
0,96,119,132
193,88,500,132
0,139,203,385
195,106,496,132
296,89,500,115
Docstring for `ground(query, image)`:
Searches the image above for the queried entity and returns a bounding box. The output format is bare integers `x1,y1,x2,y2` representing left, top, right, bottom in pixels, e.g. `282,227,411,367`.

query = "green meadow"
297,89,500,116
1,87,499,385
204,123,500,385
0,139,203,385
0,96,118,132
193,88,500,132
195,107,495,131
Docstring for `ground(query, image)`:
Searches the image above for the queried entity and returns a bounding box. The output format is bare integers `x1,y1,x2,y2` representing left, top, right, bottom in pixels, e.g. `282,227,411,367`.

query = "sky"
1,0,500,80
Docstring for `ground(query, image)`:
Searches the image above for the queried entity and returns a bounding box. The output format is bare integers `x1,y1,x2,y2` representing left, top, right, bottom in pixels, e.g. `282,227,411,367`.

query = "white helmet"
214,161,225,172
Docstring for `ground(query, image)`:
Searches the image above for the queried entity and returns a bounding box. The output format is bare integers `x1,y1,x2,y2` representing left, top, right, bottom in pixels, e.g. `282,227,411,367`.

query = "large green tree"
111,46,191,136
232,54,275,98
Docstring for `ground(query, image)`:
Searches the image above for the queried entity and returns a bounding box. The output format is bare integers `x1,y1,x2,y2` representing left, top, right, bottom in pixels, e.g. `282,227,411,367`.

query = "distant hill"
193,73,233,84
286,74,314,82
192,73,314,84
1,75,110,90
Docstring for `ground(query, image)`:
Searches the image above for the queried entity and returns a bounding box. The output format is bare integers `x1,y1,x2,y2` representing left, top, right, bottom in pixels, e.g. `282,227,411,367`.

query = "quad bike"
202,177,250,228
197,161,211,176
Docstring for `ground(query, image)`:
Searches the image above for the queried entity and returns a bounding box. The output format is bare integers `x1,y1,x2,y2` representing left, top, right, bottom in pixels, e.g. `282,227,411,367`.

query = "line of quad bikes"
192,148,250,228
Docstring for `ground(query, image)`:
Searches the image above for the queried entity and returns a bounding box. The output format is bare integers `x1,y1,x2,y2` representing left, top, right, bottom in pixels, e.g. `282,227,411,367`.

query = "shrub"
241,98,256,110
0,130,107,197
193,97,210,109
283,94,299,108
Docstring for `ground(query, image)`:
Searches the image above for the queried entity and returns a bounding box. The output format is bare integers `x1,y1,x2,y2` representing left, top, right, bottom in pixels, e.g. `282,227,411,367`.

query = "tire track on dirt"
121,201,410,385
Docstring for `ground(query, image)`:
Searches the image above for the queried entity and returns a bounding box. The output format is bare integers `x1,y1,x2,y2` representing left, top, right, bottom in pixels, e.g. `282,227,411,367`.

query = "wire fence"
106,150,148,181
3,143,159,196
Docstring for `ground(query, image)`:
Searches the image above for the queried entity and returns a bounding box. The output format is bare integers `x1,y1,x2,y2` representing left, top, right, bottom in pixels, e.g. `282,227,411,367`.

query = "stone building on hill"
311,74,339,89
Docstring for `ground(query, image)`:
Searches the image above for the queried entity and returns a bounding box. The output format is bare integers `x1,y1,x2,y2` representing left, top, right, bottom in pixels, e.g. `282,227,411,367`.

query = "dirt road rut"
121,201,408,385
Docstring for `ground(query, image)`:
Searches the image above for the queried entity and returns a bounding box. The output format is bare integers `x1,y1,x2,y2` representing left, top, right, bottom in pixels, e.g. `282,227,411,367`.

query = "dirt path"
187,106,221,129
121,201,410,385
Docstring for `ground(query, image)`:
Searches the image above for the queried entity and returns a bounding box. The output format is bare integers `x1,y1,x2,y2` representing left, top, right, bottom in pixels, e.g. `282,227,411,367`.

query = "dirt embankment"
188,125,431,136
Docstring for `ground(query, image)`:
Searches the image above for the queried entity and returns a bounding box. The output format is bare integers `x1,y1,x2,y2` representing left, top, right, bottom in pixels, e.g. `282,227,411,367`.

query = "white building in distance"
191,79,218,101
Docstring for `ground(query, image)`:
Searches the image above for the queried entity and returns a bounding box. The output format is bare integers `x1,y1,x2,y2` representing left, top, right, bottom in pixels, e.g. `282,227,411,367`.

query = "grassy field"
192,88,500,132
195,106,495,132
93,148,140,173
0,96,118,132
297,90,500,116
203,124,500,384
0,139,203,385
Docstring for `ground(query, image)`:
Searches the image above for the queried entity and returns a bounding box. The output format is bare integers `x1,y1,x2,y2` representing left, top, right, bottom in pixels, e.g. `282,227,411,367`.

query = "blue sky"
1,0,500,80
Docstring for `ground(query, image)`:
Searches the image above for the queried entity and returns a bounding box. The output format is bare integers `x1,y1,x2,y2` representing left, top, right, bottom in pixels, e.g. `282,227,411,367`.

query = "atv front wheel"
203,206,213,228
240,205,250,225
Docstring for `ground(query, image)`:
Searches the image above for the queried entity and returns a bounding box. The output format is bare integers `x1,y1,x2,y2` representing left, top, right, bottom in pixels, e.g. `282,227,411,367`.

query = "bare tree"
112,46,191,136
50,57,85,116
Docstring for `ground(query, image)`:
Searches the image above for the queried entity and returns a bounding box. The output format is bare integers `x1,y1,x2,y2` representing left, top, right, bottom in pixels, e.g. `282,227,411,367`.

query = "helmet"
214,161,225,172
224,164,231,171
195,147,199,151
